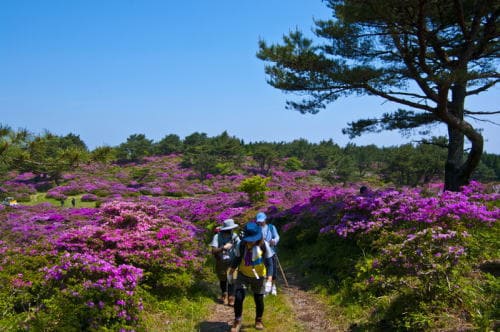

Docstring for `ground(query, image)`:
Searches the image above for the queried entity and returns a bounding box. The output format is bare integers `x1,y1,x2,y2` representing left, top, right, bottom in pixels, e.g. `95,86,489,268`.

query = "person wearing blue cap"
227,222,274,331
255,212,280,296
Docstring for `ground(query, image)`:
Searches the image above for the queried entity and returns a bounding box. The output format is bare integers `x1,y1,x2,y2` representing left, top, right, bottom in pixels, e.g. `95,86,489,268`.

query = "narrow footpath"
199,271,347,332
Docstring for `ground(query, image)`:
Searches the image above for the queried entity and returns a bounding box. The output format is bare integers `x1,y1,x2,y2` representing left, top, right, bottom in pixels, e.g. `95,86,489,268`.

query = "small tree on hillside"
90,146,116,164
210,131,245,167
0,125,30,174
251,144,278,175
116,134,154,161
14,133,88,185
155,134,183,155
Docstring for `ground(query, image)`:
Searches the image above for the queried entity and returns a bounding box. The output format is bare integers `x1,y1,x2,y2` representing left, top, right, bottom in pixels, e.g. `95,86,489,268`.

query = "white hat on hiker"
220,219,238,231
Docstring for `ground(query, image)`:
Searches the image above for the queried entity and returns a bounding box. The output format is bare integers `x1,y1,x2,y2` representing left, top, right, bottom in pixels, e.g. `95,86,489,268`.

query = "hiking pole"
274,254,289,288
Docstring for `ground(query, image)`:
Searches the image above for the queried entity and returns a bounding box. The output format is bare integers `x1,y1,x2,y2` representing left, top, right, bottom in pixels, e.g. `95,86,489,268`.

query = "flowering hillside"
0,155,498,330
274,182,499,330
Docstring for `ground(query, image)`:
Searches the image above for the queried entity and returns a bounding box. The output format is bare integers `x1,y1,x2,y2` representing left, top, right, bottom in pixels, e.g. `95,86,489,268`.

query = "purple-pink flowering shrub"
81,193,98,202
38,252,143,330
56,201,204,293
313,183,499,238
1,180,36,202
276,182,499,329
372,226,471,298
45,191,67,201
49,184,83,196
0,199,205,329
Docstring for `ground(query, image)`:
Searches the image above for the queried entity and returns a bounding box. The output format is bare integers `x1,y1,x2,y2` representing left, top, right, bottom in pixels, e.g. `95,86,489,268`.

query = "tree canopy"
257,0,499,191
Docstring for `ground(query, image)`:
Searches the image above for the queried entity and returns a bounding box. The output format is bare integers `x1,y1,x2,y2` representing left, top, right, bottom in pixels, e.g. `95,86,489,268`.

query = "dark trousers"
234,288,264,320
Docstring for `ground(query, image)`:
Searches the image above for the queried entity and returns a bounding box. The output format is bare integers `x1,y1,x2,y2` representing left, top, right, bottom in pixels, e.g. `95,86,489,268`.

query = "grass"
140,295,214,332
236,292,303,332
24,193,97,208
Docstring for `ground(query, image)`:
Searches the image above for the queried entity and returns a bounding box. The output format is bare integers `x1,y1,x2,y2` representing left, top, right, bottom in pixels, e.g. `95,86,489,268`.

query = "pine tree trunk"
445,125,465,191
444,83,483,191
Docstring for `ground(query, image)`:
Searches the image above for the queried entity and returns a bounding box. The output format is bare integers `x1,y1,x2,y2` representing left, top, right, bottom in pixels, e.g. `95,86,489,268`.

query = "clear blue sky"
1,0,499,153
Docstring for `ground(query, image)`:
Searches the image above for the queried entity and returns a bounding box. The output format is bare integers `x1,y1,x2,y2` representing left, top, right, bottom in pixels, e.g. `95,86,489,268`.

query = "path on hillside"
198,271,347,332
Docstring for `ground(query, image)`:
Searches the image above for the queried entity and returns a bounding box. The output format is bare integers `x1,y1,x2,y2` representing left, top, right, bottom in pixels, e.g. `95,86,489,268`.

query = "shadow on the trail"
197,321,230,332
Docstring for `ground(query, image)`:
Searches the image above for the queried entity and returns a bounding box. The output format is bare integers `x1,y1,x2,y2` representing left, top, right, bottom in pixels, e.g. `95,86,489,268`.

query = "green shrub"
93,189,111,197
238,175,270,204
0,252,54,330
284,157,303,171
131,168,152,182
215,162,235,175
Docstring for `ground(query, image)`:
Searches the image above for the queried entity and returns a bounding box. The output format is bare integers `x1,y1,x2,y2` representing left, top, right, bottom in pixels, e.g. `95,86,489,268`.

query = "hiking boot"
228,295,235,306
271,284,277,296
219,293,228,305
230,319,242,332
255,318,265,330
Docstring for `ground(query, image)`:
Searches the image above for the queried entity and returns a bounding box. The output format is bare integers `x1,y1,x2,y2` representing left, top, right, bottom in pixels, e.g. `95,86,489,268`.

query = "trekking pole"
274,254,289,288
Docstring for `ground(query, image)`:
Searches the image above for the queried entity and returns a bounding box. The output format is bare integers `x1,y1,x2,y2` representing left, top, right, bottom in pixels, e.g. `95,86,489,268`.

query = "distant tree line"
1,125,498,187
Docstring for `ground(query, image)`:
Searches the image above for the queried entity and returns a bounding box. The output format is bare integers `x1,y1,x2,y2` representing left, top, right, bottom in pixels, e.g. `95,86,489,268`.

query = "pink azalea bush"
41,252,143,330
276,181,499,329
0,199,205,329
55,201,204,291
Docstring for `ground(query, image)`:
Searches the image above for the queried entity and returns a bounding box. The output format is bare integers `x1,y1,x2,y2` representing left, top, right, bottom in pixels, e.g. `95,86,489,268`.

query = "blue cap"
243,222,263,242
256,212,267,223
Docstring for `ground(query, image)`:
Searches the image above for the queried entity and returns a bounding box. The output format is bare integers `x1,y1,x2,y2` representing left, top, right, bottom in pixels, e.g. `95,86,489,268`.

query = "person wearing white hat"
210,218,240,306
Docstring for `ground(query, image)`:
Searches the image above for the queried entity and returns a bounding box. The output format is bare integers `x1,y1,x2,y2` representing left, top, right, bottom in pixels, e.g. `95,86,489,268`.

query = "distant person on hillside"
71,197,76,207
255,212,280,295
60,198,65,207
210,219,240,306
228,222,274,332
359,185,372,196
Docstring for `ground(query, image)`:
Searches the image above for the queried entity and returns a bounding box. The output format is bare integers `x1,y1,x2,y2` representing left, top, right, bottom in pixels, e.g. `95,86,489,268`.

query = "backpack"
217,232,238,263
236,240,268,278
238,240,267,259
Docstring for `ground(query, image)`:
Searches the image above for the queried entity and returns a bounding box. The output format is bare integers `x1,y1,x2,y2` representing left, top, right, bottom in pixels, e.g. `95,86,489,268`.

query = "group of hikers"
210,212,280,331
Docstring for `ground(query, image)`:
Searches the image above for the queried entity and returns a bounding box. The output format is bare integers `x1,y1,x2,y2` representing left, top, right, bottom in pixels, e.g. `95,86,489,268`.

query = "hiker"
359,185,373,196
256,212,280,295
71,197,76,207
228,222,274,331
210,218,240,306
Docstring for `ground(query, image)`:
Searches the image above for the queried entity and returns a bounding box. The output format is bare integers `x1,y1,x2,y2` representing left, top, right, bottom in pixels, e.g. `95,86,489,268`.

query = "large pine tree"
258,0,499,191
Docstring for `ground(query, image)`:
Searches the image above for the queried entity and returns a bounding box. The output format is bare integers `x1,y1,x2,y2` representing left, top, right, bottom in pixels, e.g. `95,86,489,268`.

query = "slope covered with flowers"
274,181,499,330
0,156,331,330
0,155,498,330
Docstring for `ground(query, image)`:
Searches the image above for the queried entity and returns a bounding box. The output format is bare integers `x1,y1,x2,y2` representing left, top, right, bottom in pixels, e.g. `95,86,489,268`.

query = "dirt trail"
281,271,345,332
199,271,346,332
198,298,233,331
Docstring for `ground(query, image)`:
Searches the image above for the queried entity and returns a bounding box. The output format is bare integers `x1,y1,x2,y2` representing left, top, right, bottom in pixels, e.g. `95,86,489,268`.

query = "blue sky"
1,0,499,153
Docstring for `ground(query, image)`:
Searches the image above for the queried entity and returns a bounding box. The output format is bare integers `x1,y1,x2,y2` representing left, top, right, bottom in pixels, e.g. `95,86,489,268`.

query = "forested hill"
1,128,499,194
